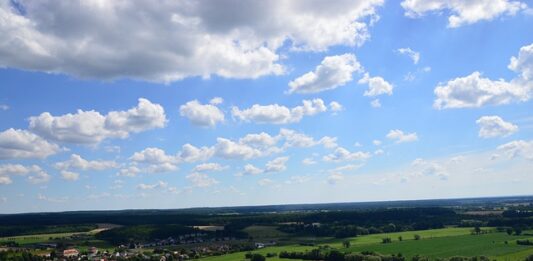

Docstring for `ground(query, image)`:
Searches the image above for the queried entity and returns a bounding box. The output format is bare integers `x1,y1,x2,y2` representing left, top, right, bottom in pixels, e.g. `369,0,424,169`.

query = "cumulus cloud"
192,163,228,172
180,100,225,127
0,164,49,184
302,158,317,165
178,144,215,163
509,43,533,81
29,98,166,144
0,1,383,82
0,104,8,111
323,147,371,162
242,164,264,176
370,99,382,108
329,101,343,112
359,73,393,96
55,154,117,171
0,128,61,159
232,99,327,124
397,47,420,64
214,138,262,160
130,147,179,173
288,54,362,94
386,129,418,143
137,181,168,190
497,140,533,160
433,72,529,109
116,166,141,177
401,0,527,28
186,172,218,188
476,116,518,138
409,158,448,180
265,156,289,172
60,170,79,181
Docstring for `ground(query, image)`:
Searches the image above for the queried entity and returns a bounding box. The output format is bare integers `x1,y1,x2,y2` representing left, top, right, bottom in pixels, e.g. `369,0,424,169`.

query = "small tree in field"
414,234,421,240
342,240,351,248
506,228,513,235
398,236,403,241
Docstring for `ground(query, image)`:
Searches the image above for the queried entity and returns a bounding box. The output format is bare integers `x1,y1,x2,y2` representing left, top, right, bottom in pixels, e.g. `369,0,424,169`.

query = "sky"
0,0,532,214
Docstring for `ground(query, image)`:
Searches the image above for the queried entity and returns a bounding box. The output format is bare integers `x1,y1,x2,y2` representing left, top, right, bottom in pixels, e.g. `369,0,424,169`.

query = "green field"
200,227,533,261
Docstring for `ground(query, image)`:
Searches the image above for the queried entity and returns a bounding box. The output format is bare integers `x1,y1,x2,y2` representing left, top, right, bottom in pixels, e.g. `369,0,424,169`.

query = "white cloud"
401,0,527,28
137,181,168,190
116,166,141,177
0,176,11,185
29,98,166,144
288,54,362,94
0,1,383,82
0,104,8,111
433,72,529,109
302,158,317,165
37,194,68,203
373,140,382,146
323,147,371,162
386,129,419,143
130,147,179,173
55,154,117,171
0,164,51,185
192,163,228,172
359,73,393,96
476,116,518,138
497,140,533,160
180,100,225,127
370,99,382,108
27,171,51,184
409,158,448,180
509,43,533,81
374,149,385,155
179,144,215,163
279,128,332,149
0,128,61,159
397,47,420,64
239,132,279,148
232,99,327,124
60,170,79,181
209,97,224,105
214,138,262,160
258,178,274,187
265,156,289,172
186,172,218,188
329,101,344,112
319,136,338,149
242,164,264,176
435,43,533,109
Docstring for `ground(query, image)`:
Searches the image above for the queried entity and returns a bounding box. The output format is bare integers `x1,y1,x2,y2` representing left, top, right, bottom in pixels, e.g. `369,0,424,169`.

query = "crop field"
200,227,533,261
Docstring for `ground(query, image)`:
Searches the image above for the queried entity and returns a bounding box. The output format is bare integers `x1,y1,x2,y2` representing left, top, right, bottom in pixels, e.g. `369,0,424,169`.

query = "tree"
506,228,513,235
514,226,523,236
474,226,481,235
525,254,533,261
414,234,421,240
342,240,351,248
398,236,403,241
250,253,265,261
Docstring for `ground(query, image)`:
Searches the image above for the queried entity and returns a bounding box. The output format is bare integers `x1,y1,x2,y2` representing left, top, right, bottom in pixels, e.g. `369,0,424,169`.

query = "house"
63,248,79,257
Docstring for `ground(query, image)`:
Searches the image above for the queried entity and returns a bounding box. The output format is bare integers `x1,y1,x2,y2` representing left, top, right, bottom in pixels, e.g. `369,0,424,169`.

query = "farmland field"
200,228,533,261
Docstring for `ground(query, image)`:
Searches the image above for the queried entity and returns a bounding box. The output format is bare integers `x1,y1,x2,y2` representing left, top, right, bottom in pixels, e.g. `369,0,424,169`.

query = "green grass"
199,228,533,261
346,233,532,259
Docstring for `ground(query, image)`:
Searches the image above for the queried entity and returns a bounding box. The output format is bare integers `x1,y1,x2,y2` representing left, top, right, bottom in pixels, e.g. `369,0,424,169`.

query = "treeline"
279,249,405,261
96,224,247,244
0,224,97,237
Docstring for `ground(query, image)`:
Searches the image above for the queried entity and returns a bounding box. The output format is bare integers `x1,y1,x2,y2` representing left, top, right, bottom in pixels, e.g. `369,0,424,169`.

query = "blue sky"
0,0,532,213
